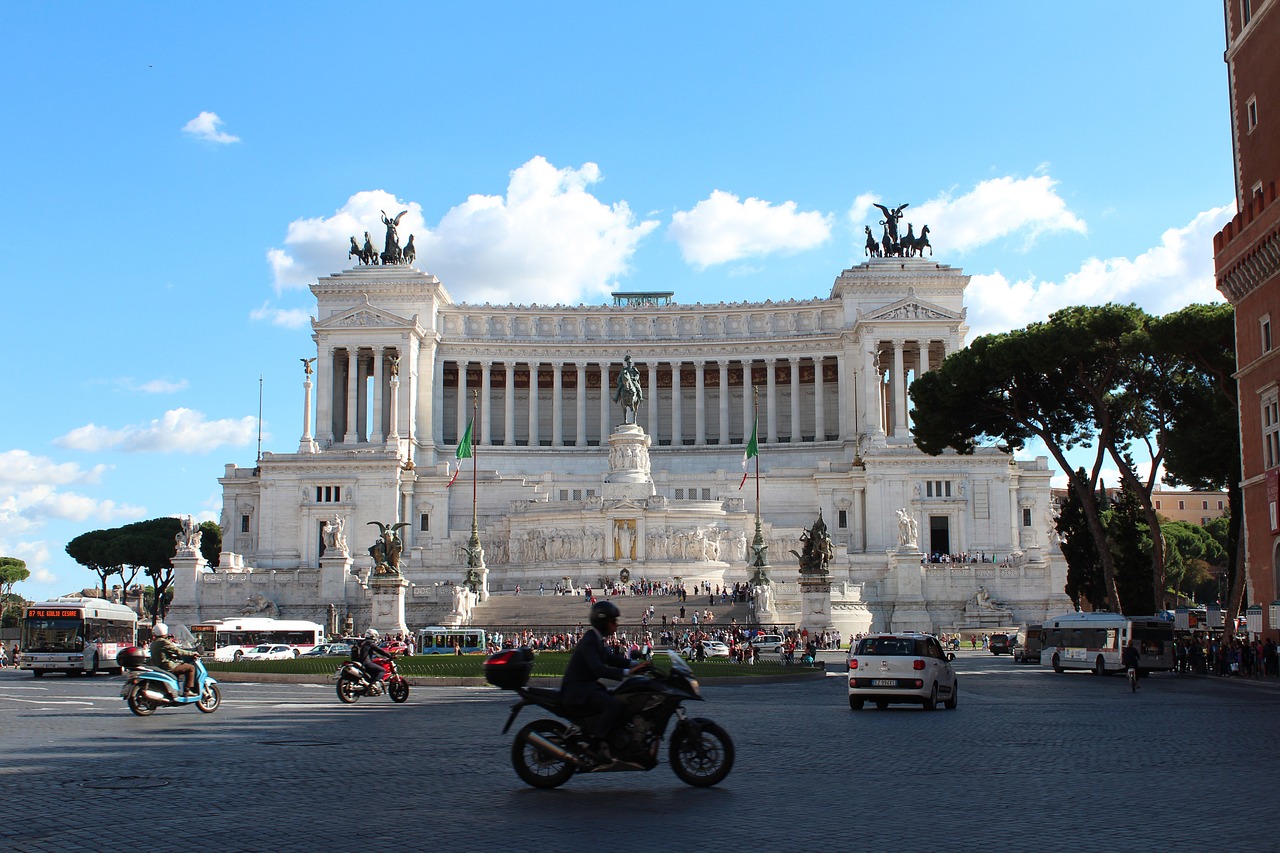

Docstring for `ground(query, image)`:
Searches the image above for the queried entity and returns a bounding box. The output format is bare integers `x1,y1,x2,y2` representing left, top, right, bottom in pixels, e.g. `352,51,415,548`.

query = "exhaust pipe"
140,687,169,703
525,732,585,767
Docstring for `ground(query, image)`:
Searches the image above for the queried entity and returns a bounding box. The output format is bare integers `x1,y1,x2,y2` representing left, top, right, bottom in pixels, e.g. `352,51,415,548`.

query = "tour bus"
20,597,138,677
190,617,327,661
1041,612,1175,675
415,626,488,655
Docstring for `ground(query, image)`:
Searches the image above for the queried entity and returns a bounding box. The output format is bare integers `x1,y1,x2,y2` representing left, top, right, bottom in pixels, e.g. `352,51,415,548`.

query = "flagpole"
471,390,479,532
753,385,761,525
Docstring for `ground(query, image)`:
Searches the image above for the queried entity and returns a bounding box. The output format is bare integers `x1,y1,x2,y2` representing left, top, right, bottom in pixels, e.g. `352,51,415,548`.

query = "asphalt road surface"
2,651,1277,852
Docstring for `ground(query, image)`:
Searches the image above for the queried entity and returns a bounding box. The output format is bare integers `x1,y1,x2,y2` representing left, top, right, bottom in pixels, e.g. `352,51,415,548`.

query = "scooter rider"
352,629,393,692
148,622,198,697
560,600,649,761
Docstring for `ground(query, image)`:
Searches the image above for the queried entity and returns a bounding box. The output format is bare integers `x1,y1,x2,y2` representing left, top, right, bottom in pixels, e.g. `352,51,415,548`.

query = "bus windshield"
21,617,84,653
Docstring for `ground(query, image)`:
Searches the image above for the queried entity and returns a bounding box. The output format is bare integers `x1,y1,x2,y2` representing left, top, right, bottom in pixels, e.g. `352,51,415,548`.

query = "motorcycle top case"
484,647,534,689
116,646,149,669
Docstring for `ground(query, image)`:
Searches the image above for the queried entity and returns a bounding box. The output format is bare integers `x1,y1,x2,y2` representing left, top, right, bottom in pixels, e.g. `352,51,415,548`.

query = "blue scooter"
118,646,221,716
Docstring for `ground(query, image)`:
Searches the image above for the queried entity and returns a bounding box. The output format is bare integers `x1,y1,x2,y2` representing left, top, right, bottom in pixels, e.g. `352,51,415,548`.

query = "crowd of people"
1172,635,1279,676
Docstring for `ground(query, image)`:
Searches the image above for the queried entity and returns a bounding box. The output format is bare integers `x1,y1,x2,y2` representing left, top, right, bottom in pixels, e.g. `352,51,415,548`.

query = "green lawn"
207,651,819,680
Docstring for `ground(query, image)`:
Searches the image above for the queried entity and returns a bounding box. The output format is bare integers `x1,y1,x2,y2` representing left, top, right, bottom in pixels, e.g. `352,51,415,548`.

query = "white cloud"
127,378,189,394
181,111,240,144
53,408,259,454
267,158,659,304
0,450,107,487
965,204,1234,339
668,190,831,268
905,175,1087,255
250,302,312,329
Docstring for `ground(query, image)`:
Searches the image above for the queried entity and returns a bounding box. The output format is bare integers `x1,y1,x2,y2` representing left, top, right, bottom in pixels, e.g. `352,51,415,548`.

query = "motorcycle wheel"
388,679,409,703
336,677,361,704
511,720,575,789
127,685,157,717
196,683,222,713
668,718,734,788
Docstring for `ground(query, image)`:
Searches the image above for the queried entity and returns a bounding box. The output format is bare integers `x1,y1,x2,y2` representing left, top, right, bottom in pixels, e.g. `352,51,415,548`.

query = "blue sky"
0,3,1235,602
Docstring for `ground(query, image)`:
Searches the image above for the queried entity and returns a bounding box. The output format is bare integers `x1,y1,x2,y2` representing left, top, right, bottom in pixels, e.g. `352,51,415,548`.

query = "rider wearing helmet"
351,628,392,692
560,600,649,762
148,622,198,696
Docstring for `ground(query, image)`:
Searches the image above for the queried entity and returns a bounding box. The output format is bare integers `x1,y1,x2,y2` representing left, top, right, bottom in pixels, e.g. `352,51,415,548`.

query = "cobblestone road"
2,652,1278,852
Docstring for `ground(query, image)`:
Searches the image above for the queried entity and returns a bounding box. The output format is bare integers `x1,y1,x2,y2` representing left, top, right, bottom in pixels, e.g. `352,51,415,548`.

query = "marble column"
670,362,683,445
387,373,400,443
598,363,609,442
765,357,778,444
863,343,880,436
919,341,931,375
814,356,825,442
528,362,540,447
892,339,907,436
576,362,587,447
694,359,707,445
718,361,730,445
299,367,317,453
504,362,515,446
742,360,754,442
343,348,358,444
551,362,563,447
480,360,492,446
789,356,801,442
318,346,334,446
371,349,385,444
647,361,659,440
457,360,469,443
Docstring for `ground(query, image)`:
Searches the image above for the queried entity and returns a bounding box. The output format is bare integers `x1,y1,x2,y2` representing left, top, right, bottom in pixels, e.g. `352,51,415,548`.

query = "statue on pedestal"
613,354,643,425
366,521,409,576
792,511,834,575
896,508,919,550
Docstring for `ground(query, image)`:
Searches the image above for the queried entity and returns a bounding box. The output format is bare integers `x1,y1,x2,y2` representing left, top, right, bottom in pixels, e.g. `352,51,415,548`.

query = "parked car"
381,641,410,656
847,633,958,711
301,643,334,657
240,644,297,661
989,633,1012,655
749,634,784,653
325,642,352,657
685,640,730,659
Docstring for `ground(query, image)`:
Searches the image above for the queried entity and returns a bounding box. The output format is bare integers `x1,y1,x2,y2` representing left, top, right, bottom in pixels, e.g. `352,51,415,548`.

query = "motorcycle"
335,654,409,704
117,646,221,716
485,647,734,789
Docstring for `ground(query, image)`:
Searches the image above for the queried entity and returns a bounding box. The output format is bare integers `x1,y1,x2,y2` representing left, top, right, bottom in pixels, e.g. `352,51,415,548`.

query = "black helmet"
590,600,621,634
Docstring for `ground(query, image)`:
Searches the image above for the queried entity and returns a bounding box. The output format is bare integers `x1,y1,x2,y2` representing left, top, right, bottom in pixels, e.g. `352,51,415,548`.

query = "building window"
1218,500,1225,509
1178,500,1185,510
315,486,342,502
240,514,250,533
838,509,848,529
559,489,568,501
702,488,711,500
420,513,429,532
573,489,582,500
1202,500,1209,510
1264,392,1280,469
1022,508,1032,527
925,480,952,498
674,489,684,499
1262,315,1272,353
1155,500,1162,509
1243,0,1253,25
1247,96,1258,132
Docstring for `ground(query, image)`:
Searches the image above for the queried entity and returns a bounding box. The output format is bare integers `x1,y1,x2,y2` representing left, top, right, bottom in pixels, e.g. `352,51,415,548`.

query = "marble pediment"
315,302,417,330
862,296,960,323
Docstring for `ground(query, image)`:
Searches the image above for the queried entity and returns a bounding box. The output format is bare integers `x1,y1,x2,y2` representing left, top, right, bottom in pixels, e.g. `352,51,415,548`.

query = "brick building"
1214,0,1280,633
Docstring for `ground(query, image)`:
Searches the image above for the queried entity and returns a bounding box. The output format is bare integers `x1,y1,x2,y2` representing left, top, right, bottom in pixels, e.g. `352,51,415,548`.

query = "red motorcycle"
335,654,409,704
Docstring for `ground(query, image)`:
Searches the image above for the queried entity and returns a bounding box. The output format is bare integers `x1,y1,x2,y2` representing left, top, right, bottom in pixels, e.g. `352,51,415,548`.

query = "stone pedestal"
799,577,834,633
886,549,932,633
369,575,409,636
170,549,208,611
320,553,353,604
603,423,656,501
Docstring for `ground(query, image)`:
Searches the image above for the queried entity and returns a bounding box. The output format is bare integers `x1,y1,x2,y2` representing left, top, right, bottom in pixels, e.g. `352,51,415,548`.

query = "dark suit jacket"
560,628,630,705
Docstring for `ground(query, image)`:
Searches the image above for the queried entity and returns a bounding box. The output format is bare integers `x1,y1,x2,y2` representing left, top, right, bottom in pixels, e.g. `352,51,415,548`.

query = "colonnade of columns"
442,356,841,449
863,338,948,438
317,345,402,446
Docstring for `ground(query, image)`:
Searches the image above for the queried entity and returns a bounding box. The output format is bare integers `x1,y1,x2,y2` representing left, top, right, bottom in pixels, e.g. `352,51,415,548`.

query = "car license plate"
871,679,896,687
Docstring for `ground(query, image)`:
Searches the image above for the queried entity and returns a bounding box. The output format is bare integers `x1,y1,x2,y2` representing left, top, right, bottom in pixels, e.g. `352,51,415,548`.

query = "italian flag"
446,419,473,488
739,417,758,490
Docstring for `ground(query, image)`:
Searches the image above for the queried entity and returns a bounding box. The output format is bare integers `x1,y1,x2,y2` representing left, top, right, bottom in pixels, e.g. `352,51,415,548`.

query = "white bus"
190,617,326,661
415,626,488,655
1041,612,1175,675
20,597,138,677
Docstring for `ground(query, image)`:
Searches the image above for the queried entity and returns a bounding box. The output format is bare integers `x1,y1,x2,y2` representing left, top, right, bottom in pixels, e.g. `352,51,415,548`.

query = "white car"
239,644,297,661
748,634,784,653
847,633,958,711
684,640,730,659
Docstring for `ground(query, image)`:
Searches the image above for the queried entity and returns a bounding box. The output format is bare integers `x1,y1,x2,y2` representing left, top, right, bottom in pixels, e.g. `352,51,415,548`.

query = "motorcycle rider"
351,629,393,693
560,600,649,762
148,622,198,697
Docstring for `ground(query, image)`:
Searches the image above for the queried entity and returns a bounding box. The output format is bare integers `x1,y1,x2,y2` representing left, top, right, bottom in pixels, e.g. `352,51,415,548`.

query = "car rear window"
856,638,915,656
